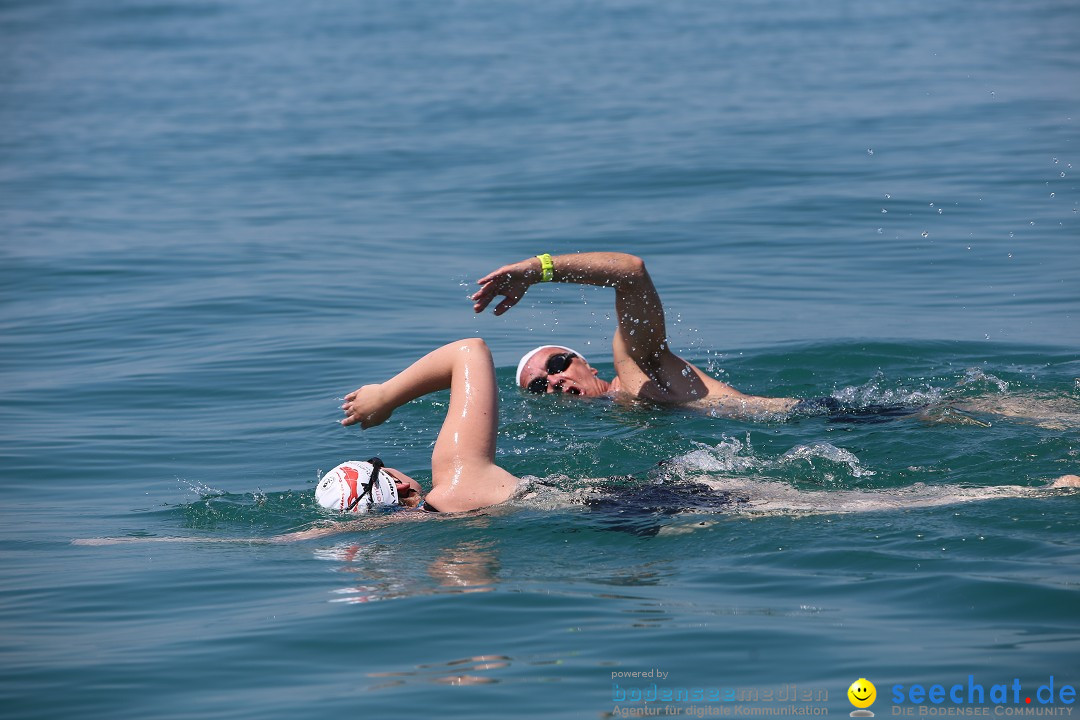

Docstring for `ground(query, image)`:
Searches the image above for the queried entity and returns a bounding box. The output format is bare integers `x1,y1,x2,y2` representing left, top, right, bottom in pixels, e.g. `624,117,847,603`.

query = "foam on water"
830,371,948,408
781,443,876,478
669,436,877,483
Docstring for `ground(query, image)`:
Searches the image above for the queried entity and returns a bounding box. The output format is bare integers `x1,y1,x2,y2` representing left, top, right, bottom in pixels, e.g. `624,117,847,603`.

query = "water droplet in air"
877,228,883,234
929,202,935,207
1061,172,1067,178
1030,221,1035,226
881,209,888,214
885,194,891,199
921,231,929,237
1054,158,1059,163
1009,232,1014,237
1050,192,1055,198
1007,253,1013,258
937,209,943,214
867,149,874,156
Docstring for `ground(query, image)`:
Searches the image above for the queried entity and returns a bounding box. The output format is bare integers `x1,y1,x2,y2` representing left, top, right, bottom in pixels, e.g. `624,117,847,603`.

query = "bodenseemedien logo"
848,678,877,717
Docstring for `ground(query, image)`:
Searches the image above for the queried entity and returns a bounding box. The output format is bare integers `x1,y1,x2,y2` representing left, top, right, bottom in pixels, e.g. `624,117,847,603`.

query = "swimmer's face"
384,467,423,508
521,347,607,398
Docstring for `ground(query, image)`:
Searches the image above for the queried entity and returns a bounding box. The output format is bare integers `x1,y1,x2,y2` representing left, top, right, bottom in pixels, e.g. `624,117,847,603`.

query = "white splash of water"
781,443,876,478
959,367,1009,392
831,373,945,407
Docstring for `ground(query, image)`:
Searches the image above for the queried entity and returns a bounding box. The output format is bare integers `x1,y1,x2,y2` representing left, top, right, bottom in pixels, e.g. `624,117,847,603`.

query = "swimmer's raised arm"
343,342,466,428
343,338,519,513
473,253,790,409
472,252,671,369
343,338,506,428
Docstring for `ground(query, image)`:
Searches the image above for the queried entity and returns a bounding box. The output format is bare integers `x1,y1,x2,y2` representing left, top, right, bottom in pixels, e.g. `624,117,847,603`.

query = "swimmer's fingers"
341,387,362,425
472,286,525,315
493,293,523,316
342,408,389,429
341,385,392,428
475,263,517,287
472,262,536,314
341,404,387,428
472,281,525,315
470,281,499,313
472,278,531,316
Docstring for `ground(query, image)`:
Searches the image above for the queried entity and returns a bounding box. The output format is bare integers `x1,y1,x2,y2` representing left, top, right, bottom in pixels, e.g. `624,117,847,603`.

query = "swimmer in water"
472,252,803,418
73,335,1078,545
337,336,1080,520
339,338,521,514
71,340,519,544
337,335,1080,515
472,252,1076,427
74,331,1078,546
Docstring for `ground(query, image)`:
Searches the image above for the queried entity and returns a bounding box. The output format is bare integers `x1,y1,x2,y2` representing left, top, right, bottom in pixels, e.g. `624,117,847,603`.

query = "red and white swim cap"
315,460,399,513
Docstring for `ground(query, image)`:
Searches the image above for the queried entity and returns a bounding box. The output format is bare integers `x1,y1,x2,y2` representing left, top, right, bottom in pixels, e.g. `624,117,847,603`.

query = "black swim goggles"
346,456,385,511
526,352,577,394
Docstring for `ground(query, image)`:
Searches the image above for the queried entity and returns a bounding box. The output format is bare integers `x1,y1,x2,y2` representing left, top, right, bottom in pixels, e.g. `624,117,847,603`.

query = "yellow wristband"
536,253,554,282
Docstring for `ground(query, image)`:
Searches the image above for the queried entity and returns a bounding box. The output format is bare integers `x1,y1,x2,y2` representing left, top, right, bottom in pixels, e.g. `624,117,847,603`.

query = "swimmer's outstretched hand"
342,384,393,428
472,259,539,315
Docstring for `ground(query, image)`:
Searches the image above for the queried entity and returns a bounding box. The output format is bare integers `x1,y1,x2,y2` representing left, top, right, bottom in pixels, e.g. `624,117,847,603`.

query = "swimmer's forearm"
473,253,664,337
344,339,492,428
381,339,488,408
548,253,668,359
543,252,648,289
380,342,460,407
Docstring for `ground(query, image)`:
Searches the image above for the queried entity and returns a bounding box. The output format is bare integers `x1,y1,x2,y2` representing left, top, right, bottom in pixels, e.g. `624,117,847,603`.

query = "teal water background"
2,1,1078,718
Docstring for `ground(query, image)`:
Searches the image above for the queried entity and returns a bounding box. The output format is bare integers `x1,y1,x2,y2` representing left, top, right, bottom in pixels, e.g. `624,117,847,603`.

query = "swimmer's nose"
548,376,581,396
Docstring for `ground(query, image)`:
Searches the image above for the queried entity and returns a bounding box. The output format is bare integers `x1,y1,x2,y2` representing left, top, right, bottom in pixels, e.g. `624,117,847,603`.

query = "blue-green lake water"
2,1,1078,718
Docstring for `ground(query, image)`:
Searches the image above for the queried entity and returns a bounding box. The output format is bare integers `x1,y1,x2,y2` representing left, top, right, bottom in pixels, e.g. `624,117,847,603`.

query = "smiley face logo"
848,678,877,709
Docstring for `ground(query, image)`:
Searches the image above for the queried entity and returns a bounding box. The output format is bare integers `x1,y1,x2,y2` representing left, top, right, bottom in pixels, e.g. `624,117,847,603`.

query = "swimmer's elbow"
451,337,490,354
614,254,647,286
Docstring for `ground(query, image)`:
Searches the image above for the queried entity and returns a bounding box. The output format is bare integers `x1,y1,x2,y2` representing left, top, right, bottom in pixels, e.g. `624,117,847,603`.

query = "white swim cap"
516,345,589,387
316,459,399,513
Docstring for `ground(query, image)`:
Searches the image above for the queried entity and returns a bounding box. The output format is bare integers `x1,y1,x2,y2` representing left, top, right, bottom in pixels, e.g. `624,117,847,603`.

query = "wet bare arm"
342,338,519,512
343,339,486,428
472,252,670,368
